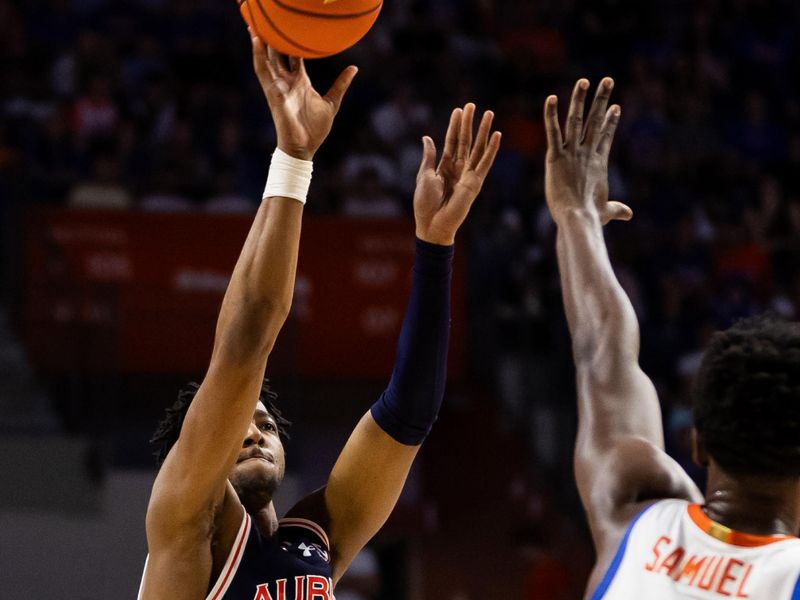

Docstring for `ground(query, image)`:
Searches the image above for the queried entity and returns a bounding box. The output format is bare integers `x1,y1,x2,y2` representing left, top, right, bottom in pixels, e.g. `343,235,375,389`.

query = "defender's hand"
250,29,358,160
414,103,502,246
544,78,632,226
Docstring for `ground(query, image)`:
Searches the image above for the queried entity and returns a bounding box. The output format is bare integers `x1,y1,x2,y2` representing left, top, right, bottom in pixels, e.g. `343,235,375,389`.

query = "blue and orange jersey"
591,499,800,599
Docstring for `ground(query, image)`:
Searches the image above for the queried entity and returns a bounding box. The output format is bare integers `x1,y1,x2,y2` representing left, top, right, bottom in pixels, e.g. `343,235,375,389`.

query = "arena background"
1,0,799,598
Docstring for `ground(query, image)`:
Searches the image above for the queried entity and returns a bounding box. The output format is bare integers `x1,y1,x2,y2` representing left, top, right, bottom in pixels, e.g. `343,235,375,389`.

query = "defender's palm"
544,78,632,226
414,104,502,246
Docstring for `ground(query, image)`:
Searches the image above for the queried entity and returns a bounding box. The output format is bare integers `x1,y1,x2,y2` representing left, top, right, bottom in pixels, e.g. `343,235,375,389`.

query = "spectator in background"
341,165,403,219
72,77,119,145
67,154,131,210
204,169,254,214
369,85,432,147
334,547,382,600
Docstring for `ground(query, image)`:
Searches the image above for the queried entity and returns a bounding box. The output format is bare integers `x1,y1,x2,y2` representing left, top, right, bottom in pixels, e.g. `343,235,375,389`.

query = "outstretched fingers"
565,79,589,148
544,95,563,156
287,55,307,76
584,77,614,148
597,104,622,158
267,45,290,79
606,201,633,223
474,131,502,179
324,66,359,112
438,107,462,171
250,29,277,83
417,136,437,179
469,110,494,169
457,103,476,162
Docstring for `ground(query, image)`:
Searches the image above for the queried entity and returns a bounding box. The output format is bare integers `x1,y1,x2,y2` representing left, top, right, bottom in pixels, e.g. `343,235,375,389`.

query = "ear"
692,428,709,468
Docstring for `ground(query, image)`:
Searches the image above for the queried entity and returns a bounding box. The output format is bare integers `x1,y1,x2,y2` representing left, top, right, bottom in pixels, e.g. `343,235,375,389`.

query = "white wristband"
263,148,314,204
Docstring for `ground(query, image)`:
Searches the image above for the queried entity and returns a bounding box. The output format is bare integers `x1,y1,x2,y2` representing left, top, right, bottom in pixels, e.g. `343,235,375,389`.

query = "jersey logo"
281,541,329,562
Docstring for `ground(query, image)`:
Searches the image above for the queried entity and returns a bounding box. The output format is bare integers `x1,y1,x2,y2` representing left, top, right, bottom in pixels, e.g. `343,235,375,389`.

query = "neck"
248,501,280,537
703,468,800,537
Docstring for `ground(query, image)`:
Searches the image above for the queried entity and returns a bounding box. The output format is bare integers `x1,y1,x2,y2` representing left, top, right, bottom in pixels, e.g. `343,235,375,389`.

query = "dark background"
1,0,799,598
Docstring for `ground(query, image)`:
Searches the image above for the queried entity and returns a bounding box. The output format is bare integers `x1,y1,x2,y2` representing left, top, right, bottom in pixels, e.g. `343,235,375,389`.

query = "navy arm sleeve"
370,238,454,445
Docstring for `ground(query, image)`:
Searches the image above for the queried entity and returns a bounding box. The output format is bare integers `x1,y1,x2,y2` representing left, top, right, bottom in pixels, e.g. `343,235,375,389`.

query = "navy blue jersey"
139,514,334,600
209,514,334,600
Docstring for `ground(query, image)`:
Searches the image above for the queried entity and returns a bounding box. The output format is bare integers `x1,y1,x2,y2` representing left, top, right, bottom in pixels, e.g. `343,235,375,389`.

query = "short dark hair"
151,380,291,467
693,314,800,477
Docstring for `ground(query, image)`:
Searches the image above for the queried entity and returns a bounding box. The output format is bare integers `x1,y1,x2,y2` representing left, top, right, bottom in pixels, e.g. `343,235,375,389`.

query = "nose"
242,422,265,448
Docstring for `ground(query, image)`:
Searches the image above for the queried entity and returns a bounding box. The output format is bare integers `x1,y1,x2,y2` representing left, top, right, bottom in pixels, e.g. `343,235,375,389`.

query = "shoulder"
283,487,332,552
587,439,700,562
587,498,687,598
279,517,331,552
588,438,702,527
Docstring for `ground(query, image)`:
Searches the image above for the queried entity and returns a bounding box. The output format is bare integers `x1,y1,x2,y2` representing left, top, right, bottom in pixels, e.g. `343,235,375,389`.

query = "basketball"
239,0,383,58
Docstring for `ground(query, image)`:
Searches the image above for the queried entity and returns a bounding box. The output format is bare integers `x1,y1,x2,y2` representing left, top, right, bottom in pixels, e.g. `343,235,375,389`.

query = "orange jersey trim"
687,504,796,547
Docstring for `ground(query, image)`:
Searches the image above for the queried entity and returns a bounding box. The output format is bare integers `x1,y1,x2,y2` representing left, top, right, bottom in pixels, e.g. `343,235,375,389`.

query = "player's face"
229,403,286,502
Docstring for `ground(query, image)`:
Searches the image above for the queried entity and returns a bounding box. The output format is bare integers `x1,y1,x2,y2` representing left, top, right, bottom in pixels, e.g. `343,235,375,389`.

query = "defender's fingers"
475,131,502,179
607,201,633,222
457,103,476,161
584,77,614,148
544,95,563,152
417,136,437,178
596,104,622,157
469,110,494,169
564,79,590,148
439,108,462,166
324,66,359,111
250,29,276,83
267,45,290,78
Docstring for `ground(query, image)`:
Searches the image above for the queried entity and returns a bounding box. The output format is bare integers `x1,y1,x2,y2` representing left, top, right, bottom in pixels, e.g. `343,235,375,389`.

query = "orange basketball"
239,0,383,58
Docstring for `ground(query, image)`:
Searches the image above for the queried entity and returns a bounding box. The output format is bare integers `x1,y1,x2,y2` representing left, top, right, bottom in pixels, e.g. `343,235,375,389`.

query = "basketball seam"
271,0,382,20
248,0,328,56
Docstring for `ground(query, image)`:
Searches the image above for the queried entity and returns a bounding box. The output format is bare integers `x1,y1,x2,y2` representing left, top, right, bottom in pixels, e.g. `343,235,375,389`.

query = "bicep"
323,412,420,581
577,356,664,453
574,359,664,502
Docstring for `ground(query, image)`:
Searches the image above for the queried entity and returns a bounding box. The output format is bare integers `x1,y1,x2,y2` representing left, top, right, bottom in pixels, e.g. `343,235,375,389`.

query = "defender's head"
151,380,291,508
692,314,800,479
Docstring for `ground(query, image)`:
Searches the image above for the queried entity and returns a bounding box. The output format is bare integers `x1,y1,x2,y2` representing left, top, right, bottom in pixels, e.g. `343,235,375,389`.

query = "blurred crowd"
2,0,800,597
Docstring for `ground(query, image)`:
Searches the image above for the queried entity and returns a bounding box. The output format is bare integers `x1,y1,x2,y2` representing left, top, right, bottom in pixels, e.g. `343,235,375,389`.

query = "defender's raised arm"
543,79,700,568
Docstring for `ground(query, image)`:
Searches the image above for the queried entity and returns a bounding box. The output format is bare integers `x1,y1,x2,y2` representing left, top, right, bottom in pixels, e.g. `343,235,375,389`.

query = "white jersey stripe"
207,512,251,600
279,517,330,550
139,512,252,600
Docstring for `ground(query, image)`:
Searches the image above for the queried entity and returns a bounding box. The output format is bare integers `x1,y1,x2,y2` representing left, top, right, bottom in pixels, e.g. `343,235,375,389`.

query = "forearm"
370,239,454,445
213,195,303,361
556,207,640,366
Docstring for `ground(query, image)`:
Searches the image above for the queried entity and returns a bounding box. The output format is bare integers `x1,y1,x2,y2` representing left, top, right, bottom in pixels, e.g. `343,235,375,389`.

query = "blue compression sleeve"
370,238,454,445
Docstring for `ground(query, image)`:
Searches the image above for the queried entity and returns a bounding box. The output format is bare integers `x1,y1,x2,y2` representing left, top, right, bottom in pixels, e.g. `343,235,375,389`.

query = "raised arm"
305,104,501,581
146,32,357,547
543,79,701,548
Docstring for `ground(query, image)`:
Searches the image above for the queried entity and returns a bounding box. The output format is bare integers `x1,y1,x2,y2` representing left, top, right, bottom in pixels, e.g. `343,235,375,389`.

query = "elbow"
575,343,639,389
